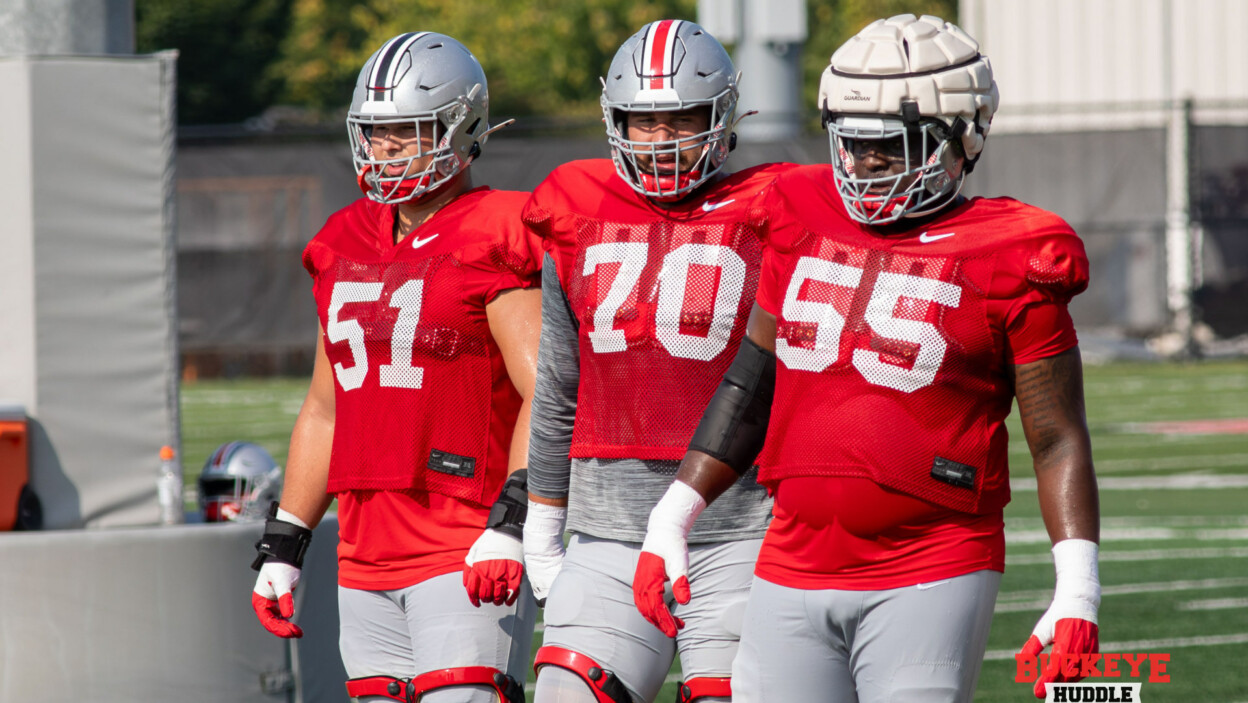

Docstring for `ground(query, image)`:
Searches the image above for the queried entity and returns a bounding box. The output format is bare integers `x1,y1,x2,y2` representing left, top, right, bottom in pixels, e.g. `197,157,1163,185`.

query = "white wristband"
524,502,567,548
646,480,707,539
1051,538,1101,622
276,507,310,529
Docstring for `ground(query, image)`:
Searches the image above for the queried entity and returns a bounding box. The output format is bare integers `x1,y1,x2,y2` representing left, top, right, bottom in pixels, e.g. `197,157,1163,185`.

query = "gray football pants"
338,571,537,703
535,534,761,703
731,570,1001,703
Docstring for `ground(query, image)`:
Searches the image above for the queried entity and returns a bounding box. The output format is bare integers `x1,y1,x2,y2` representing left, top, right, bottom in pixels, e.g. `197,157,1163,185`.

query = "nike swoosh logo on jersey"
916,579,952,590
918,231,956,243
410,234,439,249
701,199,736,213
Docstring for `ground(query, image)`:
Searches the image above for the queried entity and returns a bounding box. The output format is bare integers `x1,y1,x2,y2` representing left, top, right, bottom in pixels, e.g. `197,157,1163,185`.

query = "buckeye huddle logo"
1016,651,1170,701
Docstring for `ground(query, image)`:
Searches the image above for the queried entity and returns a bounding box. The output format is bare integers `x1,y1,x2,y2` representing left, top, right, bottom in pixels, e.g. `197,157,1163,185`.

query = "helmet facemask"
827,113,965,225
600,20,740,202
604,90,735,201
348,95,480,205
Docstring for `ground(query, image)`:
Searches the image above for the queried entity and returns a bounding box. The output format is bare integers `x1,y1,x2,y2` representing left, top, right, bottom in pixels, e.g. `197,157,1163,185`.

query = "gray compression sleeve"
526,254,580,500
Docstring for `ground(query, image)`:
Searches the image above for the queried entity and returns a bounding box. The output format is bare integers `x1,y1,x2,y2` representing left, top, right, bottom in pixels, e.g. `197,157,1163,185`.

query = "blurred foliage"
137,0,957,126
135,0,295,125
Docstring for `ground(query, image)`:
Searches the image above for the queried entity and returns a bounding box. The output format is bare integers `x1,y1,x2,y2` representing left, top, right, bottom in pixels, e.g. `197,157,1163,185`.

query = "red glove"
1017,539,1101,698
253,562,303,638
633,481,706,638
1020,619,1099,698
463,528,525,607
633,551,690,638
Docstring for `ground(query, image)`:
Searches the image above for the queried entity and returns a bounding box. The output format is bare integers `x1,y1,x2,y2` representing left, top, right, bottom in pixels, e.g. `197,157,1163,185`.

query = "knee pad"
533,646,632,703
345,667,524,703
676,677,731,703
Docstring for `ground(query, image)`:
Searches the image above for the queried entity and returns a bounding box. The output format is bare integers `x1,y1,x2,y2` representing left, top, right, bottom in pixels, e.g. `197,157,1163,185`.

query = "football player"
634,14,1101,702
248,32,541,703
521,19,793,703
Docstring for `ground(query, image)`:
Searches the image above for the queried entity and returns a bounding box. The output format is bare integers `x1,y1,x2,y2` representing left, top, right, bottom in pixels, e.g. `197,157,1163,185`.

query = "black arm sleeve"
687,336,777,475
526,255,580,500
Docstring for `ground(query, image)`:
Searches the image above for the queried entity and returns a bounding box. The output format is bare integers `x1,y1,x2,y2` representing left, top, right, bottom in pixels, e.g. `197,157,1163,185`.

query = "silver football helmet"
601,20,739,201
347,32,492,204
817,14,999,224
198,441,282,522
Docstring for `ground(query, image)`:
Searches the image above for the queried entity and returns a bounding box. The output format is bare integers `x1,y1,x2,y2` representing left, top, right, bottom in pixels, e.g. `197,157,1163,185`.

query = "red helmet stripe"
645,20,680,91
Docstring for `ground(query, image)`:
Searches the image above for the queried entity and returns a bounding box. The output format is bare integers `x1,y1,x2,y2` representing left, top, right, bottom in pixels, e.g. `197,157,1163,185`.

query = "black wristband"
250,501,314,571
485,470,529,540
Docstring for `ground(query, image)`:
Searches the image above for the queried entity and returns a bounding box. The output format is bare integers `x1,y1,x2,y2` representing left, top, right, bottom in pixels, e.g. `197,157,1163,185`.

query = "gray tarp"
0,517,347,702
0,54,179,529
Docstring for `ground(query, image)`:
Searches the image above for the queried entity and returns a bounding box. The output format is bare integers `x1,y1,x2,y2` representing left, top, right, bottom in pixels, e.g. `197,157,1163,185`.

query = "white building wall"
960,0,1248,132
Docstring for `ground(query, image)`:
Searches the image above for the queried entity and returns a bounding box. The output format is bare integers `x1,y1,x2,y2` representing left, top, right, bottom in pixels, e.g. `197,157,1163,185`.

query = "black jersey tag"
931,456,976,490
428,449,476,478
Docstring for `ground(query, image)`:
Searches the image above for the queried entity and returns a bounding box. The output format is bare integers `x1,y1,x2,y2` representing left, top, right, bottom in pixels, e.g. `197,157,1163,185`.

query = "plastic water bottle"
157,445,184,525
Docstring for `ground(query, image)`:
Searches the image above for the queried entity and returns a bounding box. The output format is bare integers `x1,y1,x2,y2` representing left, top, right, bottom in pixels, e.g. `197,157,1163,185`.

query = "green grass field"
181,359,1248,702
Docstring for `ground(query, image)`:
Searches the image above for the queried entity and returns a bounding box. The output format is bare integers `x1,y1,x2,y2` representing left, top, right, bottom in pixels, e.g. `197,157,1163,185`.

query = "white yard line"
1006,526,1248,545
983,632,1248,661
1177,598,1248,611
1008,546,1248,566
1007,515,1248,529
995,577,1248,613
1011,474,1248,491
1091,453,1248,474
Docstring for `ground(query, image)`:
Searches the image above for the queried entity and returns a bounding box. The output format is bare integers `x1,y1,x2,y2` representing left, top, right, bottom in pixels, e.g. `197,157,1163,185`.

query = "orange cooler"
0,404,30,531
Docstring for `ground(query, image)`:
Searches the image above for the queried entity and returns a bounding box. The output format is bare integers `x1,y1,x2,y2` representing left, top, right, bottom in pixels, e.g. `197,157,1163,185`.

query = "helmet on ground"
347,32,491,204
601,20,739,201
198,441,282,522
817,14,999,225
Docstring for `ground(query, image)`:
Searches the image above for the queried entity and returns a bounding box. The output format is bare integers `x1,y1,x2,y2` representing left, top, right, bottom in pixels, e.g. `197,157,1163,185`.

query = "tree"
136,0,295,125
272,0,696,123
136,0,957,126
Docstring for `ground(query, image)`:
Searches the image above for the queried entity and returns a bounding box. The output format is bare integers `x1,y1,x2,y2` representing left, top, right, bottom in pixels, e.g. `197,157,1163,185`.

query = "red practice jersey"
302,188,542,589
751,165,1088,589
524,159,793,460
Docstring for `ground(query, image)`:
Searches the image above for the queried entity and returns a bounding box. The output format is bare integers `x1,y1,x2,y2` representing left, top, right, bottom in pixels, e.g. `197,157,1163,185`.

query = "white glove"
522,501,567,605
252,508,307,638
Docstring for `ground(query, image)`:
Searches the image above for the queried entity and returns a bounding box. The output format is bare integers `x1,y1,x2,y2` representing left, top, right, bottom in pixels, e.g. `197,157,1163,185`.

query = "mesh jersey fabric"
303,187,541,510
752,165,1087,516
523,159,795,460
528,256,772,543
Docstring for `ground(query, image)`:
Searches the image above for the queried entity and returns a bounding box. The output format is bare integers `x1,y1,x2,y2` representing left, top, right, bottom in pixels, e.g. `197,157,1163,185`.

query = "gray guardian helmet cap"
348,32,492,204
601,20,739,201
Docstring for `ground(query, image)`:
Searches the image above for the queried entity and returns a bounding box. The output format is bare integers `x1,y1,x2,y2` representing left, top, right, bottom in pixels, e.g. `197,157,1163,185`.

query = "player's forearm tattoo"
1015,350,1086,467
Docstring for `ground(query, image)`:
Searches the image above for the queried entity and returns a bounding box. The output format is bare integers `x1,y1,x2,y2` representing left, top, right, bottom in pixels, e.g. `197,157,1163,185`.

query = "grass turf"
181,358,1248,701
